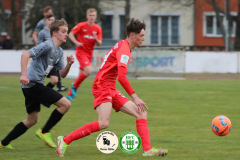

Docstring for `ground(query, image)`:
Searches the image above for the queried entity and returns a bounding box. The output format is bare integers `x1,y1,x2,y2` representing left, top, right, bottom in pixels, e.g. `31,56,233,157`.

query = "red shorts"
76,52,92,70
92,87,130,112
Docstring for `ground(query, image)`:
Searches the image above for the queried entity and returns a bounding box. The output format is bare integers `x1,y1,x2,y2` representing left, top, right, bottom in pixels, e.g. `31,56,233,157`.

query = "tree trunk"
234,0,240,50
211,0,234,51
123,0,130,39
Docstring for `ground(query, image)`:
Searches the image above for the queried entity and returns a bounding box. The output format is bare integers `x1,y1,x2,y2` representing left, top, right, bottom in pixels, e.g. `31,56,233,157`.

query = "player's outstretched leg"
56,121,100,157
56,136,69,157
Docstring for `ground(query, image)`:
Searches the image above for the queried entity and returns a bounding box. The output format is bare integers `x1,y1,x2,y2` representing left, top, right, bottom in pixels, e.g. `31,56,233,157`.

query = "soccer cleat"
57,86,69,92
142,147,168,157
71,83,77,97
56,136,69,157
36,128,57,148
66,95,74,101
0,143,14,149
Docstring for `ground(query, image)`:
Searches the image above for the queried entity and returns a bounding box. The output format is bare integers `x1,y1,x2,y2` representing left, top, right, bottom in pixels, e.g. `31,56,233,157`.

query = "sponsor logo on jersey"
120,55,129,65
84,35,95,39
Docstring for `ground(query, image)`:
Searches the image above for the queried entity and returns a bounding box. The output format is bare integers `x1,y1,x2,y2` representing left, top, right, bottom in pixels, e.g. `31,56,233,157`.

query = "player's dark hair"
126,18,145,37
50,18,68,37
44,13,55,20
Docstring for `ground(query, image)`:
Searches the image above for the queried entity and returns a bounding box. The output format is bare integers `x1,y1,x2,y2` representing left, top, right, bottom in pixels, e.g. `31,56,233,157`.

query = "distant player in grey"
37,13,54,44
37,13,68,92
32,6,53,45
0,19,75,149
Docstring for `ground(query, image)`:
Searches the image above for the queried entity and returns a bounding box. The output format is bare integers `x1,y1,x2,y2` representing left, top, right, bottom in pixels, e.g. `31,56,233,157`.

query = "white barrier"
0,50,23,72
185,52,238,73
0,50,239,76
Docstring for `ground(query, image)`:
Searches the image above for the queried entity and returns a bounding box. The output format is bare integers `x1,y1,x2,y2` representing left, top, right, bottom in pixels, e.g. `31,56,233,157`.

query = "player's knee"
84,68,92,76
63,100,71,111
25,118,38,127
99,121,109,129
136,110,147,119
52,79,58,85
58,98,71,114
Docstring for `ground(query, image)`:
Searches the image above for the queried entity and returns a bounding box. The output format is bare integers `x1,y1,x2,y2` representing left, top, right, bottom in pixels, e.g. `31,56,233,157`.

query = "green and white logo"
119,131,141,154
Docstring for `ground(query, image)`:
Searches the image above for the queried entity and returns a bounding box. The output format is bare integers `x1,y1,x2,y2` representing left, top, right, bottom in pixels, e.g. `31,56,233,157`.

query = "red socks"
74,72,87,88
63,121,100,145
62,119,151,151
136,119,152,151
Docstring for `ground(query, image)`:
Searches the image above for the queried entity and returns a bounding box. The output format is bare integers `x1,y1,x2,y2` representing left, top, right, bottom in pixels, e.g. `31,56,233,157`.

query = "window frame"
150,13,180,46
203,12,237,38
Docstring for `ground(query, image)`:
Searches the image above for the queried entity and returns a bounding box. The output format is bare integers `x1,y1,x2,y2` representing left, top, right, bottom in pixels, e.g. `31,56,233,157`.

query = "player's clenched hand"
67,55,75,65
75,41,83,47
20,75,29,85
93,32,98,40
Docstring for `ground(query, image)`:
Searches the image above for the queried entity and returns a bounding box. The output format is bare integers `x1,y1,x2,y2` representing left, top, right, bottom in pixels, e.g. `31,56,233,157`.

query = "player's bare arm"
59,55,75,78
20,52,31,85
69,32,83,47
93,32,102,46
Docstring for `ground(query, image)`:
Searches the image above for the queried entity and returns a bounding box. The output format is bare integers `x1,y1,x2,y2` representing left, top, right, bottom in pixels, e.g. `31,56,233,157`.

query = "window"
204,12,236,37
150,15,180,45
102,15,113,39
151,16,158,44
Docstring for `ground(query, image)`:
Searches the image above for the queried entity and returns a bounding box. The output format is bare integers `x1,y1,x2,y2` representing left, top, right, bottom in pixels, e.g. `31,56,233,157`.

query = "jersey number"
100,49,113,69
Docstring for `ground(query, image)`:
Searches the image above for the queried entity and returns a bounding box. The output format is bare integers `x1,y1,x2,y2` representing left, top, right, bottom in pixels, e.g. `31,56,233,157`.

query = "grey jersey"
37,28,51,45
34,19,46,32
22,39,65,88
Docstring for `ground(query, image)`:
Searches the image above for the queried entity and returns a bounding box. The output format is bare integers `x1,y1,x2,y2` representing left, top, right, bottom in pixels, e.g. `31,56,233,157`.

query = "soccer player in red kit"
66,8,102,101
57,18,168,157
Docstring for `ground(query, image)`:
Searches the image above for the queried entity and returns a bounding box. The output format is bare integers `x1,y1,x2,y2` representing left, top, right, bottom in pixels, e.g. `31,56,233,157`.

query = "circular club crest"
119,131,141,154
96,131,118,154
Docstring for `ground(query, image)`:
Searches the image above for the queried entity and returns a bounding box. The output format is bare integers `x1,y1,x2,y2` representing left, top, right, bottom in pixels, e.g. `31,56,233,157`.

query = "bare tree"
123,0,130,39
207,0,240,51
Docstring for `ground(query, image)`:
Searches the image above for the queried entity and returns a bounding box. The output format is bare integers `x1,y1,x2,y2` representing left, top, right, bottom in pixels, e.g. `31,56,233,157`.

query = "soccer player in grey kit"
37,13,55,45
32,6,53,45
37,13,68,92
0,18,75,149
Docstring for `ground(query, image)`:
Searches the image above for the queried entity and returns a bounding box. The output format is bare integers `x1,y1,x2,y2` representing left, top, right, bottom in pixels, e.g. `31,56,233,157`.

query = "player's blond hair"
50,18,68,36
86,8,97,15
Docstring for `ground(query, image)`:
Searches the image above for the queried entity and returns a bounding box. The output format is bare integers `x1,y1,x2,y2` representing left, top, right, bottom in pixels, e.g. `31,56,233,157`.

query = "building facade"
99,0,195,47
195,0,238,49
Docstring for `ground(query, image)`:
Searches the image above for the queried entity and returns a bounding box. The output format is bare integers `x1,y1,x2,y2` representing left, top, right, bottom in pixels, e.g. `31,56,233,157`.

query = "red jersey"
93,40,135,95
71,21,102,55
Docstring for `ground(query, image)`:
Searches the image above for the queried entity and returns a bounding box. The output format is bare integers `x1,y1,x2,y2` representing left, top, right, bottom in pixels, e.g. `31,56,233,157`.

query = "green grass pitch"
0,75,240,160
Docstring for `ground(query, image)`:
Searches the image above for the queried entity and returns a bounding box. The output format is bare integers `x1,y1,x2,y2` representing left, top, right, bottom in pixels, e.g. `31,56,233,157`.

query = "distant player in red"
66,8,102,101
56,18,168,157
